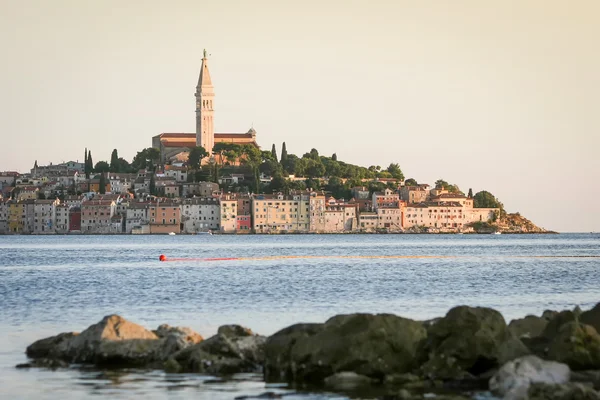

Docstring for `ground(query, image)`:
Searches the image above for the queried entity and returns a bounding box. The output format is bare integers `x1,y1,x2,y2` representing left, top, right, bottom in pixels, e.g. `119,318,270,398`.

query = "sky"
0,0,598,232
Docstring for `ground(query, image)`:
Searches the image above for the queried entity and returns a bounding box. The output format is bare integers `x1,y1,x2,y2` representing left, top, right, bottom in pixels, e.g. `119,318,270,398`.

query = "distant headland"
0,51,548,235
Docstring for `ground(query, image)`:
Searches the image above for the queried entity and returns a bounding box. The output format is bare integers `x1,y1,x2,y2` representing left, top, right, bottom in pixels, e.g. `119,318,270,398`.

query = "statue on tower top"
203,49,208,58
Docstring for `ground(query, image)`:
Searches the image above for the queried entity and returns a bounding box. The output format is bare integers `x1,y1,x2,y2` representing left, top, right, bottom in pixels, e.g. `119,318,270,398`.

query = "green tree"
99,172,106,194
149,173,156,195
131,148,160,171
404,178,418,186
268,171,288,193
94,161,110,173
110,149,119,172
280,142,288,165
241,145,262,193
87,151,94,174
332,153,337,161
84,148,89,179
11,176,16,187
386,163,405,180
468,188,473,198
188,146,209,170
223,144,242,165
271,144,278,162
304,159,325,178
435,179,448,189
212,142,230,165
116,157,131,173
473,190,503,209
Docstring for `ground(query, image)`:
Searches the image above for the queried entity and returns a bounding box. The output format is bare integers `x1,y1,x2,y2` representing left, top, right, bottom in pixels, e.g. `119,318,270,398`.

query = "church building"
152,50,259,163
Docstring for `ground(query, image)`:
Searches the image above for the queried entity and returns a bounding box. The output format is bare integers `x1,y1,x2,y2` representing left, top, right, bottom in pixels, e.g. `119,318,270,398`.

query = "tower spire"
195,49,215,152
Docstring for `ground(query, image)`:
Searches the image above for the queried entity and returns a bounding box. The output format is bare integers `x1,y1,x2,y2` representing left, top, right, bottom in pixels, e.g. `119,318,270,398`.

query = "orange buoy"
159,254,167,262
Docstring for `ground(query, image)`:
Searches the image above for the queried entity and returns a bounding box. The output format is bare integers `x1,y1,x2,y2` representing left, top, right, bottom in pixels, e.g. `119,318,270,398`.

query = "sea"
0,233,599,399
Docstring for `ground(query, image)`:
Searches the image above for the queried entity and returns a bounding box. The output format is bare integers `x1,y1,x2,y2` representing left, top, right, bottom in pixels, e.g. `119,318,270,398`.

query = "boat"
198,230,212,235
493,231,502,235
168,232,176,236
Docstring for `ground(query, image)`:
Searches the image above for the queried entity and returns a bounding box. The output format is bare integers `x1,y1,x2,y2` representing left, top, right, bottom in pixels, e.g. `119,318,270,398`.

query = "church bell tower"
195,49,215,152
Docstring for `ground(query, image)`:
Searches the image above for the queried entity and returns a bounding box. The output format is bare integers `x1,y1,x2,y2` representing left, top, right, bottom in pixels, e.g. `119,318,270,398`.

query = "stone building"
180,198,219,233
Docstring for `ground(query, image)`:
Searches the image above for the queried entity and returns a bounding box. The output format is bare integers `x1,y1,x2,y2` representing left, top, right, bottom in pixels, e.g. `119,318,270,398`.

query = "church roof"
157,132,259,148
197,53,213,88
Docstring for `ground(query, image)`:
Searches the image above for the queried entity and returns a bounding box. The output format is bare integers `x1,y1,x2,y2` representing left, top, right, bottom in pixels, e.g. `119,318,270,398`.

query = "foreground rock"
21,302,600,399
264,313,426,384
172,324,265,374
24,315,262,373
489,355,570,400
419,306,529,381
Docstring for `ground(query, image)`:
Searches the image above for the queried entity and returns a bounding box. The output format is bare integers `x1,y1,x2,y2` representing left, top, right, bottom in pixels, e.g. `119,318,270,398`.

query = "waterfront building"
68,207,81,232
55,204,69,233
125,202,150,233
0,199,8,233
252,192,317,233
219,198,237,233
32,199,59,234
149,201,181,234
8,201,25,233
181,198,219,233
323,198,358,232
81,200,116,233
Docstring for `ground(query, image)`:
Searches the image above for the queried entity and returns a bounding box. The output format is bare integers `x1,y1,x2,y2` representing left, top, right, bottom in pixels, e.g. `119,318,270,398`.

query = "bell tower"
195,49,215,152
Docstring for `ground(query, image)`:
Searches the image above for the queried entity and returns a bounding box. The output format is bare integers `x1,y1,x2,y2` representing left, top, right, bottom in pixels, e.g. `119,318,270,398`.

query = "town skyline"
1,0,598,232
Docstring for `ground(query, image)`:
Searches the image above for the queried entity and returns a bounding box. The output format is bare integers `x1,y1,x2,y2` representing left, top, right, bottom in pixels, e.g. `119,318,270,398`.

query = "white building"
219,198,237,233
125,203,150,233
33,199,59,234
181,198,220,233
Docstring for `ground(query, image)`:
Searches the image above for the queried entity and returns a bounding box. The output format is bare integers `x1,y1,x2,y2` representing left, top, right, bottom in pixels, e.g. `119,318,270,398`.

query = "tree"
386,163,404,180
149,173,156,195
435,179,449,189
94,161,110,173
281,142,288,165
99,172,106,194
87,150,94,174
304,158,325,178
212,142,230,165
110,149,119,172
468,188,473,198
188,146,209,170
332,153,337,161
11,176,16,187
223,144,241,165
240,145,262,193
473,190,503,209
84,148,90,179
271,144,278,162
131,148,160,171
404,178,418,186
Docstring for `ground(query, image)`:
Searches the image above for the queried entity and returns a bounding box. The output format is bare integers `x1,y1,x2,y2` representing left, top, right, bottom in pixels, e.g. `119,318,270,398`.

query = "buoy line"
158,254,600,262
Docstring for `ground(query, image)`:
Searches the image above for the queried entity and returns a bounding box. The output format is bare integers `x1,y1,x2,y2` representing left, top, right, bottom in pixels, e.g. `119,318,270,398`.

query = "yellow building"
8,201,24,233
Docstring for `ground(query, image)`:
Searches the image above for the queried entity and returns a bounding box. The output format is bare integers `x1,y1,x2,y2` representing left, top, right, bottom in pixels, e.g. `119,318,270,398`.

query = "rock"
93,339,163,367
218,324,254,338
508,315,549,339
542,310,577,340
26,332,78,359
174,324,265,374
163,358,182,373
497,335,532,365
15,358,69,369
324,371,376,390
572,370,600,390
65,315,158,363
264,323,324,382
397,389,412,400
154,324,203,345
420,306,510,379
270,313,426,384
384,372,421,385
528,382,600,400
547,322,600,370
489,355,570,400
582,303,600,334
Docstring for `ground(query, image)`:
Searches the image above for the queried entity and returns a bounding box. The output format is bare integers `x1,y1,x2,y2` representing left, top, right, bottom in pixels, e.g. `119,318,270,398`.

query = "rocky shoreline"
18,303,600,399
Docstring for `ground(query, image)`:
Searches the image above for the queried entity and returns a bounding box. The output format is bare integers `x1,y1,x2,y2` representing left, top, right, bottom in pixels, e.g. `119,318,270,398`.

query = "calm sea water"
0,233,599,399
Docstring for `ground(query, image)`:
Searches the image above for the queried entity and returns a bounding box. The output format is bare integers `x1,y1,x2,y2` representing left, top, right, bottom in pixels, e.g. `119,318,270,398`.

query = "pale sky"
1,0,598,232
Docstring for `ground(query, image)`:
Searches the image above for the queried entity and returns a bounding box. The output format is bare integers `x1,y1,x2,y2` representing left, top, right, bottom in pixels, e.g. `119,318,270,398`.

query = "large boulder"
547,322,600,370
264,323,324,382
508,314,552,339
24,315,196,368
154,324,203,345
173,324,265,374
419,306,511,379
266,313,426,384
581,303,600,334
528,383,600,400
489,355,570,400
65,315,158,363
